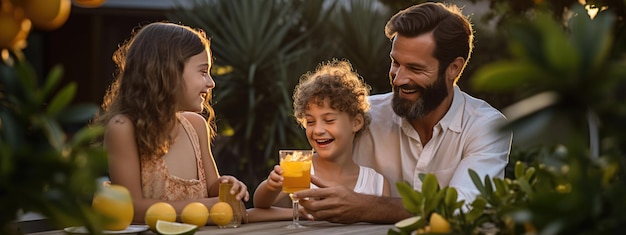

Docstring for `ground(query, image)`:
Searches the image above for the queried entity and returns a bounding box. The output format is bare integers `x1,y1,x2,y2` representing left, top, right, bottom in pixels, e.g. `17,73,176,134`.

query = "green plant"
332,0,393,94
0,51,108,234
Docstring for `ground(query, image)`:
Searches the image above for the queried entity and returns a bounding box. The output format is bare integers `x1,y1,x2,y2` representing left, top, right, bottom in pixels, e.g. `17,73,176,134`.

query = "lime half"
394,215,424,232
156,220,198,235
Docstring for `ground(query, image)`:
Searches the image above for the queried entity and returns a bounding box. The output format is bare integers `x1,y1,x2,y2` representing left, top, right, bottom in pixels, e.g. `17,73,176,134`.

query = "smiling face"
389,33,450,120
179,50,214,112
304,98,364,161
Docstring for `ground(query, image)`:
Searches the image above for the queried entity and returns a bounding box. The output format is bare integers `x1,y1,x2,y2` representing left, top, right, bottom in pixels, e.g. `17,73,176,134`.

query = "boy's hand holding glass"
279,150,313,229
264,165,286,192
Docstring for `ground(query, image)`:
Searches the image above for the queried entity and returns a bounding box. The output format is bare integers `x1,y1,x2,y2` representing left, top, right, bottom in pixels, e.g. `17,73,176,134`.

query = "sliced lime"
156,220,198,235
394,215,424,232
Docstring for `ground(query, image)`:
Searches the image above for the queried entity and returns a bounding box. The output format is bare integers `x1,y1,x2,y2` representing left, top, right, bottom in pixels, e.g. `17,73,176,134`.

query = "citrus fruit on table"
181,202,208,227
209,202,233,226
92,184,134,231
156,220,197,235
429,212,451,233
145,202,177,232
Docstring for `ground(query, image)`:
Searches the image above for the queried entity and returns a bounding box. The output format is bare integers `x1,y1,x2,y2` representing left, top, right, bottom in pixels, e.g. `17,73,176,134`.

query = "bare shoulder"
181,112,209,134
105,114,135,137
181,112,207,125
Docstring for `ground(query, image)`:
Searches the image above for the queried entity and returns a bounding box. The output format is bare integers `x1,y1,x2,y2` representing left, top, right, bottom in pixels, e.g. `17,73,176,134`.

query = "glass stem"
290,193,299,225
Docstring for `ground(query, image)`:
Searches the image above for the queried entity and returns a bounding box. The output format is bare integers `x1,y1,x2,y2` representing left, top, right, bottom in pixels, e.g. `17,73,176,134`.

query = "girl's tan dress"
140,114,208,200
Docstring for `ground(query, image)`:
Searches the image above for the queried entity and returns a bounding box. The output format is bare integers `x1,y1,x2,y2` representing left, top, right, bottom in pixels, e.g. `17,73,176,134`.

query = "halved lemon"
155,220,197,235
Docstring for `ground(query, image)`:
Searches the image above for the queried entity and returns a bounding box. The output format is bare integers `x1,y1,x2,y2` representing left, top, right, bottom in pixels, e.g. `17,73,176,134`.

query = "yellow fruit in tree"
92,184,134,231
209,202,233,226
181,202,208,227
23,0,71,31
0,9,31,49
429,212,451,233
145,202,177,232
72,0,106,8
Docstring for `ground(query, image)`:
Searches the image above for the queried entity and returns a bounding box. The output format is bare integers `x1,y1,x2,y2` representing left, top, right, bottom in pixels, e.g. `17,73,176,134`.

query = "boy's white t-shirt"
310,163,385,196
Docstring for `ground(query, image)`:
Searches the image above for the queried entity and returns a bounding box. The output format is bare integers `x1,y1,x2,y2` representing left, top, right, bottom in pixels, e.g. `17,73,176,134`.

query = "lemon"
209,202,233,226
429,212,451,233
181,202,208,227
155,220,197,235
145,202,177,232
23,0,71,31
0,9,31,49
92,184,134,231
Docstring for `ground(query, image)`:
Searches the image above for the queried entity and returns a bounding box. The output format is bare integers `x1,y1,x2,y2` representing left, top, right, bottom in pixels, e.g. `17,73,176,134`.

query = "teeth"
401,88,417,93
316,139,333,144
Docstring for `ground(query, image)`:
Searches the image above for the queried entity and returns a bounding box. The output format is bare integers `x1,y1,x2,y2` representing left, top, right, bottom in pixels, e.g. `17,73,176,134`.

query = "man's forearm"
359,195,412,224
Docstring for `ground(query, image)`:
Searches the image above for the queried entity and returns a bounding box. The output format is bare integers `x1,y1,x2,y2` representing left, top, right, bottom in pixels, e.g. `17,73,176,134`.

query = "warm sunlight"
578,0,609,19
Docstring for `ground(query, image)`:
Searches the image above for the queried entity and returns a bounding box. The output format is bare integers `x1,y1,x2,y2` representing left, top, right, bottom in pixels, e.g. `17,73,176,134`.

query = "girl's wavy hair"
293,59,371,135
96,22,215,158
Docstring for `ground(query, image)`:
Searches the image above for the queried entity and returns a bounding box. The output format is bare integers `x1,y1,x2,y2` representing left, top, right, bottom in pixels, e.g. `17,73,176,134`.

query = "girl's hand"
265,165,283,192
218,175,249,201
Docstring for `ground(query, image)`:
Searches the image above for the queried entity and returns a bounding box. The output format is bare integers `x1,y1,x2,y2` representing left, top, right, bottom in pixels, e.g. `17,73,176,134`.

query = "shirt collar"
438,85,463,133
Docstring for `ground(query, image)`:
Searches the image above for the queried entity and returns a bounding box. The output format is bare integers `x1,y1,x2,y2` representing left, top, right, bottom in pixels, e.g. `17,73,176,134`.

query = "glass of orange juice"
279,149,313,229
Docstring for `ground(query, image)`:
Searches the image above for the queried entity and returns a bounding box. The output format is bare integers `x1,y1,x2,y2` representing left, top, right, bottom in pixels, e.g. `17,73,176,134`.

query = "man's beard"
392,74,448,120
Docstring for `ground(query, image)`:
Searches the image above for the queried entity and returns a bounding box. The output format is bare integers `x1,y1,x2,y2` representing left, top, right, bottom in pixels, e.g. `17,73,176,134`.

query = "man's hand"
296,175,412,224
295,184,366,224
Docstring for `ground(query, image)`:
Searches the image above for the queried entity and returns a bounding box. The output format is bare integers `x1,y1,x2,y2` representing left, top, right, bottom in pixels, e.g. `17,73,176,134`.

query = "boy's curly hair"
293,59,371,134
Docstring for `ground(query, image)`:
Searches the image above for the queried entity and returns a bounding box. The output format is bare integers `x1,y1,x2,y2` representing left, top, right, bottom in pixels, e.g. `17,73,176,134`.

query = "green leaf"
42,65,64,101
493,177,509,198
524,167,536,181
46,83,77,117
68,125,105,147
569,5,615,72
444,187,458,209
517,178,534,199
514,161,525,179
536,13,580,75
483,175,495,202
14,59,39,104
471,61,546,92
469,169,486,196
397,181,423,215
424,189,445,217
0,110,23,148
39,117,66,151
421,173,440,200
57,103,99,124
465,198,486,222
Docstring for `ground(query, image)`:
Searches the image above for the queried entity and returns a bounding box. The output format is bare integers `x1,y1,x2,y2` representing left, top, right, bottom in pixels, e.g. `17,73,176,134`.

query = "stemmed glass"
279,150,313,229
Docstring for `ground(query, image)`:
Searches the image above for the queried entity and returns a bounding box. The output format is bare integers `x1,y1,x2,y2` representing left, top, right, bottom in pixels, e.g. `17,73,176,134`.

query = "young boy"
251,60,390,220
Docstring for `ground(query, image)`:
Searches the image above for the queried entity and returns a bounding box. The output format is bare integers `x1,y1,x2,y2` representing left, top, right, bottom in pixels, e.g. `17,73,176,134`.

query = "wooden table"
28,221,395,235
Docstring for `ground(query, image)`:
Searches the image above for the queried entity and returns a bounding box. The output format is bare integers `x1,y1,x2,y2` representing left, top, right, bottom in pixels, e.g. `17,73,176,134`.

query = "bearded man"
295,2,512,224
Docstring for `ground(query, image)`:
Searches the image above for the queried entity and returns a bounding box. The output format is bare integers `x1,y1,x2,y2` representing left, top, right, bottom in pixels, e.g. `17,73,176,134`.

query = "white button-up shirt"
353,85,512,203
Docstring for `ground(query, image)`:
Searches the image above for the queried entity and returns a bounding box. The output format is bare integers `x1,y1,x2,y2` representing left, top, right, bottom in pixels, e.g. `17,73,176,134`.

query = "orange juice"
280,160,312,193
218,182,242,228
